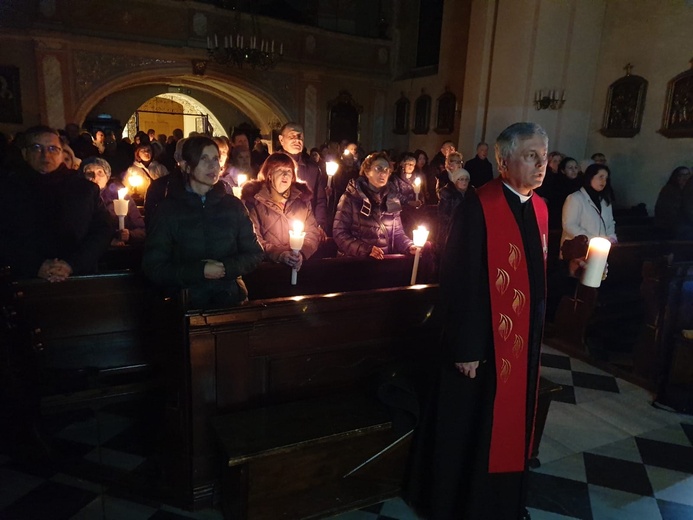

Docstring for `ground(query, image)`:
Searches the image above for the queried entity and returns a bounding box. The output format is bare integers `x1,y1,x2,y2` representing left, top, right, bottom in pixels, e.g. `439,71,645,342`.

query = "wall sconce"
534,89,565,110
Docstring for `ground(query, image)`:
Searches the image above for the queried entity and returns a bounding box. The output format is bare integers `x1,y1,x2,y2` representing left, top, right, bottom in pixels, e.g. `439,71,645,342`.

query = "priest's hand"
455,361,479,379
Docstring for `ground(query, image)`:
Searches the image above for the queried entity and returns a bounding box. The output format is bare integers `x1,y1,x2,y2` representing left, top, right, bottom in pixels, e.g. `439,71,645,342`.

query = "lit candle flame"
412,225,429,247
129,174,143,188
117,187,128,200
292,220,304,235
414,177,421,187
237,173,248,186
325,161,338,177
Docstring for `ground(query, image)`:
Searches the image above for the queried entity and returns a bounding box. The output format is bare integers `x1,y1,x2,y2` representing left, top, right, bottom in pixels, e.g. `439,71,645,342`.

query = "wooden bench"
634,257,693,404
243,253,436,300
165,284,440,511
548,240,693,364
1,272,176,411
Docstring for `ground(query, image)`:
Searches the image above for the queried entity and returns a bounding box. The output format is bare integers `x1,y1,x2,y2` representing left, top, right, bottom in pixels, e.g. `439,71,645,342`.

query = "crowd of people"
2,118,692,520
2,121,692,306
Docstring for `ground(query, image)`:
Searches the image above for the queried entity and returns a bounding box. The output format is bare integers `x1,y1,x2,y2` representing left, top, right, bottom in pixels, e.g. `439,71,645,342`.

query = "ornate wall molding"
73,51,179,101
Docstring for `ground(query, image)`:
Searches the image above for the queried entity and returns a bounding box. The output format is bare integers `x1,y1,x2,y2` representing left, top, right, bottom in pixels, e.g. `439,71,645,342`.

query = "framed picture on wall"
600,67,647,138
659,63,693,138
0,66,22,124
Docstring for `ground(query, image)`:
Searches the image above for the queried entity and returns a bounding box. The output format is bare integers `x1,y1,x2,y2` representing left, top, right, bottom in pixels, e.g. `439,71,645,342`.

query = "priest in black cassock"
405,122,550,520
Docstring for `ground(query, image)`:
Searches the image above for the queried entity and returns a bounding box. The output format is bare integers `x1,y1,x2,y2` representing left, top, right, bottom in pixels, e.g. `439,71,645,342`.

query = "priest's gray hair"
495,122,548,165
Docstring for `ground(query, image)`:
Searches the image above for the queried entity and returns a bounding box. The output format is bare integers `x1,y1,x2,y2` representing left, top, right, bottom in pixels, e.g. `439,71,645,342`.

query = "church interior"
1,0,692,519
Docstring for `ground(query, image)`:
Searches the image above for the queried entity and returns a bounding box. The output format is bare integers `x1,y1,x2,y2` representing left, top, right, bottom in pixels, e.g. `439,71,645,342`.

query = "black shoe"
520,508,532,520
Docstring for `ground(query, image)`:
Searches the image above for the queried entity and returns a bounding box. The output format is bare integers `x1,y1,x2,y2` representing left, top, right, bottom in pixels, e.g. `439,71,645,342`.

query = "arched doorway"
72,66,291,143
123,93,227,140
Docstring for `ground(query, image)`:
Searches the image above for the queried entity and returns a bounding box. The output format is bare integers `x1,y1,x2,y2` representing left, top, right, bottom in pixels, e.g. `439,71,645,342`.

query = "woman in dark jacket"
333,152,415,259
241,152,321,271
142,136,264,309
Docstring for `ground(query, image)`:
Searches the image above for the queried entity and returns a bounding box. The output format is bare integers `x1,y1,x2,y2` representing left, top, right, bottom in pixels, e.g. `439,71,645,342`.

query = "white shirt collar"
502,181,532,203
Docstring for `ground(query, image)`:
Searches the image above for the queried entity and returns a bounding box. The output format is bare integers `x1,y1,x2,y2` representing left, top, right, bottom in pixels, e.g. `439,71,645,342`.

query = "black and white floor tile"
1,345,692,520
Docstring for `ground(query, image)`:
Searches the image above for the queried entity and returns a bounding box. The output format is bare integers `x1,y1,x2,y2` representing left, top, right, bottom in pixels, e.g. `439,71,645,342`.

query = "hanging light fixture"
207,31,283,70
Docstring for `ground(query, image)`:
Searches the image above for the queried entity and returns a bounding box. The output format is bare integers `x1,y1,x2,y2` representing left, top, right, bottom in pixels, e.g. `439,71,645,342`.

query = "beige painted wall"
586,0,693,212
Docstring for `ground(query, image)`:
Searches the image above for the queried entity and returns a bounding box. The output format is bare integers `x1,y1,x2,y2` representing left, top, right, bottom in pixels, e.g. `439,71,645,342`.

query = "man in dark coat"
406,122,550,520
278,122,328,233
465,141,494,188
0,125,112,280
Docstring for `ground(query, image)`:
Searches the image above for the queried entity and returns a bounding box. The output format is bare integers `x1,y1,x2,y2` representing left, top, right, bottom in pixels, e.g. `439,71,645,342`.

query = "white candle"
214,34,218,48
237,173,248,187
289,220,306,285
207,36,211,49
113,187,129,230
581,237,611,288
279,43,283,55
232,186,242,199
271,40,275,53
410,225,429,285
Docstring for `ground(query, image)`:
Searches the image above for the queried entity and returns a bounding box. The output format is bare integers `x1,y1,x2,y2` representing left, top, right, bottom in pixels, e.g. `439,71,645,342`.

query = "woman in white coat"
560,163,617,251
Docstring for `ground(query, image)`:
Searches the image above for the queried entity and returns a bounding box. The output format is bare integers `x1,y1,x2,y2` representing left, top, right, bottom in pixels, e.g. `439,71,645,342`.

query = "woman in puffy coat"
143,136,264,309
333,151,416,259
241,152,321,272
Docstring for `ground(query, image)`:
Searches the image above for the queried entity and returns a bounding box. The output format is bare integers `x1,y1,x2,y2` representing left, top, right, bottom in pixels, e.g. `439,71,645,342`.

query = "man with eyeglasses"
0,125,112,281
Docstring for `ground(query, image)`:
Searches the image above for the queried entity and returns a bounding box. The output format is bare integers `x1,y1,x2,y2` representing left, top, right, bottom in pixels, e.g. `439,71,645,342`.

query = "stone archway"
71,63,290,139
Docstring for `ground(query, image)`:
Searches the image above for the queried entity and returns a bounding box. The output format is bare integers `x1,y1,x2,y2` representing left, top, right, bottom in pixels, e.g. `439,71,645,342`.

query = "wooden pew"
548,240,693,362
243,252,436,300
165,285,440,512
633,258,693,402
1,272,176,411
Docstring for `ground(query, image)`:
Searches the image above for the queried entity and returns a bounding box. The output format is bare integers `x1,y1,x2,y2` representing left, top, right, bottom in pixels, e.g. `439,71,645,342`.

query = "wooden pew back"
172,284,440,509
4,273,175,408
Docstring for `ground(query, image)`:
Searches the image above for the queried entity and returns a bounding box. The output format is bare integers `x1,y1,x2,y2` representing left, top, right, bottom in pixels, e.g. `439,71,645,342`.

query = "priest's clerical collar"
502,181,532,203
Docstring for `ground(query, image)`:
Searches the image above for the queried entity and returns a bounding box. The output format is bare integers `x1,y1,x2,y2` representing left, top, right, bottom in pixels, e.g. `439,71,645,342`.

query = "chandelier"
534,89,566,110
207,33,283,70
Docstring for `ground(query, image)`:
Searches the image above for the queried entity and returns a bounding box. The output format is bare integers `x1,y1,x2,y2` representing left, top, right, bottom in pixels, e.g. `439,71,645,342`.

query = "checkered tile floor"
1,345,692,520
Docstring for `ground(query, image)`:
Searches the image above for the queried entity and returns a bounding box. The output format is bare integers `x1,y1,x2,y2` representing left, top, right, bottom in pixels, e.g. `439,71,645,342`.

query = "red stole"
477,178,548,473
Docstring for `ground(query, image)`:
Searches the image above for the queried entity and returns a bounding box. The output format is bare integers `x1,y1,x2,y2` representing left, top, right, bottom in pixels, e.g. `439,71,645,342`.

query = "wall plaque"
600,64,647,138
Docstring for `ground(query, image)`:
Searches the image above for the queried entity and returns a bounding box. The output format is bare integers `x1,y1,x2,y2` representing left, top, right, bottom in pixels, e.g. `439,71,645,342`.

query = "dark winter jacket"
287,152,328,229
0,163,113,278
241,180,320,262
142,181,264,309
437,182,468,250
333,176,414,257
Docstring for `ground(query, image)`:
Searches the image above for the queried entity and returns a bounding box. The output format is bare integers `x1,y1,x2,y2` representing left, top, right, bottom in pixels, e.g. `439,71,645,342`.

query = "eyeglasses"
372,165,391,174
27,143,62,155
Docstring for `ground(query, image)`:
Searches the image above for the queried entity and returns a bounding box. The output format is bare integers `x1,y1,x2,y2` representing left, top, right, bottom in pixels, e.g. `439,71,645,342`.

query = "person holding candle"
122,143,170,204
406,122,551,520
560,162,617,254
81,156,146,247
241,152,320,271
333,152,416,259
143,136,263,309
